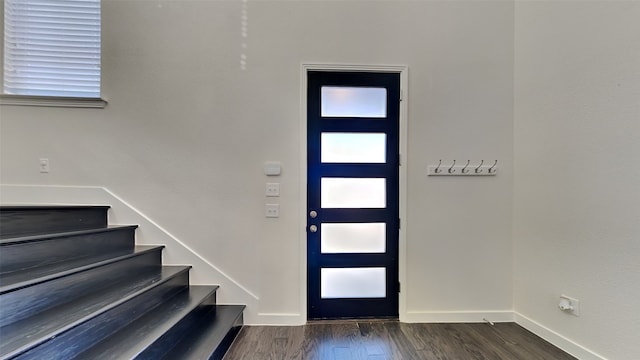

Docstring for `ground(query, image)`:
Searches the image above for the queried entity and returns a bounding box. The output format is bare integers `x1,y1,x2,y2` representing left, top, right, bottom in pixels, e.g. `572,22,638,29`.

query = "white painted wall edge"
403,310,514,323
0,184,284,323
515,313,607,360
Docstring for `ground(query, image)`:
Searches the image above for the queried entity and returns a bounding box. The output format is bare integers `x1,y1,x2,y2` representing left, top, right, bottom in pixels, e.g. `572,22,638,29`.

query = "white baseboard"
0,184,261,323
515,313,607,360
403,310,514,323
254,313,305,326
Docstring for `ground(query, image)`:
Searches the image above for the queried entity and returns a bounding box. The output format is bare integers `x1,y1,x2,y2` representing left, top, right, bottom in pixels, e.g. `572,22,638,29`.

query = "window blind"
3,0,101,98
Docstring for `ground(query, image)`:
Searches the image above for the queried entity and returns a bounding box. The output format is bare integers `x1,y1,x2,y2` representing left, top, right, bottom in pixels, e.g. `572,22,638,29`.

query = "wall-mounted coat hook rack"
428,159,498,176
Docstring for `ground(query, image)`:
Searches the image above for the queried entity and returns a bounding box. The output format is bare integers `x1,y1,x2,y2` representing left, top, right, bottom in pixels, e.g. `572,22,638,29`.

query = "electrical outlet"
39,158,50,173
265,204,280,218
265,183,280,197
559,295,580,316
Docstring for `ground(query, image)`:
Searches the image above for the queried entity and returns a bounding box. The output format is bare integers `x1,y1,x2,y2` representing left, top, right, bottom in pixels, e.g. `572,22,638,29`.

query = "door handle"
309,225,318,233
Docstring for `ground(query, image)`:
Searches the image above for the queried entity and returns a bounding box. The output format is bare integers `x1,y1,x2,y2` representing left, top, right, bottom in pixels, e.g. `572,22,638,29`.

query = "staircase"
0,205,245,360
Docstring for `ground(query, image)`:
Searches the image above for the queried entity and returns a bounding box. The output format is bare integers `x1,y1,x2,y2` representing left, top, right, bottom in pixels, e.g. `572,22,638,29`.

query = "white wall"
3,1,634,357
514,2,640,359
0,1,514,324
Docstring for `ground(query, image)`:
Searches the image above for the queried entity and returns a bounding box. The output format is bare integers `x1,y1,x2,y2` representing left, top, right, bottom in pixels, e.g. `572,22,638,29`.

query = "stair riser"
158,305,246,360
12,271,190,360
0,228,136,274
0,249,162,328
211,314,244,360
0,207,108,238
135,298,217,359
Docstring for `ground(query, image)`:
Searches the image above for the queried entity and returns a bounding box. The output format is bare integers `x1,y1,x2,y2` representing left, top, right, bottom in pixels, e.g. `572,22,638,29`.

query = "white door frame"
299,63,409,322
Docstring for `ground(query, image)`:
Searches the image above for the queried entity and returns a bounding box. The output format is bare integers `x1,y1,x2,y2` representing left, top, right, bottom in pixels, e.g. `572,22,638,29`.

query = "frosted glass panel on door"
321,133,386,163
321,178,386,208
321,223,386,253
321,87,387,118
321,267,386,299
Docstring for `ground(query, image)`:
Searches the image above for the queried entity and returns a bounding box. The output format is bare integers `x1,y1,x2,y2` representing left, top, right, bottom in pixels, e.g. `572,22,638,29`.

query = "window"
2,0,104,107
321,86,387,118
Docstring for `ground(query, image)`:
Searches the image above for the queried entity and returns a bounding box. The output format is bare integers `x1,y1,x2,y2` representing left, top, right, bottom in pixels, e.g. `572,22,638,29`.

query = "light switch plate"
264,161,281,176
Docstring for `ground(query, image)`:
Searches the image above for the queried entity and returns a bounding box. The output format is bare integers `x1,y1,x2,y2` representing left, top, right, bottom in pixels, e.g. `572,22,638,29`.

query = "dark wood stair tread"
73,285,221,360
0,265,190,359
0,245,160,293
160,304,245,360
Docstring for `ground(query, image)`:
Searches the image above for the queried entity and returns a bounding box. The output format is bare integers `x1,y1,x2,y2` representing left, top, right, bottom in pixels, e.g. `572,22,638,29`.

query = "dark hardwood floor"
223,321,577,360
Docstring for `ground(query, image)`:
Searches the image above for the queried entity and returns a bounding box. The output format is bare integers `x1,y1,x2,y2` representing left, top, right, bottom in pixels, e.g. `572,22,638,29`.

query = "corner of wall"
515,313,608,360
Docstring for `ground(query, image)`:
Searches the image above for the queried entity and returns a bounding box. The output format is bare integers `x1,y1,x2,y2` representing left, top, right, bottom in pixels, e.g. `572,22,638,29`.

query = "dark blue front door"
307,71,400,319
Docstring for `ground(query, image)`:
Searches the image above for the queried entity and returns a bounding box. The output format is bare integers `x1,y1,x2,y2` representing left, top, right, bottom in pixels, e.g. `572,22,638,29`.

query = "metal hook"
475,160,484,173
448,160,456,174
434,159,442,174
461,160,470,174
488,160,498,174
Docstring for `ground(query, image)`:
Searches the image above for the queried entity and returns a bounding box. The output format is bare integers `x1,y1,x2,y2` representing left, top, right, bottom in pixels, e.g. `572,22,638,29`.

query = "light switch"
266,183,280,197
265,204,280,218
39,158,50,173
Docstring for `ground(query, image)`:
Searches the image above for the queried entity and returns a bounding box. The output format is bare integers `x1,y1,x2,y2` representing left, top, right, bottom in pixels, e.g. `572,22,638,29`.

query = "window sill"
0,95,107,109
